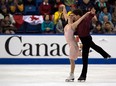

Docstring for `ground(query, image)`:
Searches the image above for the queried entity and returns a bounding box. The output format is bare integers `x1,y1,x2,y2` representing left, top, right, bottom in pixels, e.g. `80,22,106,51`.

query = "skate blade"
65,79,74,82
104,55,111,60
78,80,86,82
106,57,111,60
104,57,111,60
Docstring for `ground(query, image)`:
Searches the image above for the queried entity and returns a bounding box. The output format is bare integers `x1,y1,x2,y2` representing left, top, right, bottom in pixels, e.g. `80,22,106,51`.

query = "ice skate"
65,73,74,82
78,76,86,82
104,55,111,60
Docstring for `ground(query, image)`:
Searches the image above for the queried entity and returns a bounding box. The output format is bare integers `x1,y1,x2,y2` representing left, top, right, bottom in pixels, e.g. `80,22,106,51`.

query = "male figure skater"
76,7,111,81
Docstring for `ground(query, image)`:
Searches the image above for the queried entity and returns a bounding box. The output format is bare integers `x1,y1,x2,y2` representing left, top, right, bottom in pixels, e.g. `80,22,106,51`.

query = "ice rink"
0,65,116,86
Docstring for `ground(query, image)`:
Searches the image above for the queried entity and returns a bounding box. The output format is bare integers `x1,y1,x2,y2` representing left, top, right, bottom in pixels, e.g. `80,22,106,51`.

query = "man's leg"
78,36,90,81
90,38,111,59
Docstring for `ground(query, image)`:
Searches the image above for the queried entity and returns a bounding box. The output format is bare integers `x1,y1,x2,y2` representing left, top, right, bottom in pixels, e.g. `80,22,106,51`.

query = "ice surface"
0,65,116,86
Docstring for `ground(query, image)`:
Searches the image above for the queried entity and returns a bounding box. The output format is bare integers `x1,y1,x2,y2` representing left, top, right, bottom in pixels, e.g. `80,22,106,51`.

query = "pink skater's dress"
64,25,79,60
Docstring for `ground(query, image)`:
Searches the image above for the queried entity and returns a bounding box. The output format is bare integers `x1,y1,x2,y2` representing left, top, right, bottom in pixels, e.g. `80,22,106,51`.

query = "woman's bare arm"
62,4,68,21
71,12,90,30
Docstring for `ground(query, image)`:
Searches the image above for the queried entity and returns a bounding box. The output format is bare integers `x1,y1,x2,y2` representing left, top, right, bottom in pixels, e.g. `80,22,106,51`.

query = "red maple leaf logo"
30,15,39,21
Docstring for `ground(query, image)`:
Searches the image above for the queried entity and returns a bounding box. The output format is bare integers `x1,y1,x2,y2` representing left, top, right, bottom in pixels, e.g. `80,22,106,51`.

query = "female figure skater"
61,5,90,82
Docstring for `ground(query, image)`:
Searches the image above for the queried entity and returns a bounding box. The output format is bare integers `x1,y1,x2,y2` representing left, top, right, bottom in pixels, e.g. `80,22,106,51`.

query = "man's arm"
86,7,96,22
77,7,96,29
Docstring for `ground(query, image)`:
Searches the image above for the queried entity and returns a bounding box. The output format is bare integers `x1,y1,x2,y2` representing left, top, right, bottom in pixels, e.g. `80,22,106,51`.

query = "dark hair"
43,14,51,21
96,21,102,26
4,14,10,18
105,22,111,25
101,7,107,11
72,9,83,16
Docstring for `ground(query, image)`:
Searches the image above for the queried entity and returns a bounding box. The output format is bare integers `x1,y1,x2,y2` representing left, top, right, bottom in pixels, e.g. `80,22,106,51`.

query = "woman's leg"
65,59,75,82
64,27,78,82
70,59,75,74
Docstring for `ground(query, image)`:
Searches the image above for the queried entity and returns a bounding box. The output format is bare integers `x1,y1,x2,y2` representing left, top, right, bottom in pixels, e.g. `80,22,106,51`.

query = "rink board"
0,35,116,64
0,58,116,64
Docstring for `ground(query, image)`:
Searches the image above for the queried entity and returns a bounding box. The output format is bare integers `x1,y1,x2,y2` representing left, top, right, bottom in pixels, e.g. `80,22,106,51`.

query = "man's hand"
90,7,96,14
86,12,91,14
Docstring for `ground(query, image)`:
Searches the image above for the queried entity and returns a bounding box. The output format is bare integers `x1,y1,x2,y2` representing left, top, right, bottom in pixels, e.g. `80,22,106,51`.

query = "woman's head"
44,14,50,21
58,5,63,12
102,7,108,13
96,22,102,30
103,15,108,22
1,5,7,13
4,15,10,21
68,13,75,21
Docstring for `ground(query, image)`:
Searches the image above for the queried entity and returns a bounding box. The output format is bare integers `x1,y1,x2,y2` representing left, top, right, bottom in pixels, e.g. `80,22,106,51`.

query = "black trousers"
79,35,110,77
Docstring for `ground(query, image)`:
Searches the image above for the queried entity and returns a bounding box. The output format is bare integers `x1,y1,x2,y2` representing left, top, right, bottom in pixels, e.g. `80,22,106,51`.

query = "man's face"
100,0,105,3
105,23,111,30
83,0,90,4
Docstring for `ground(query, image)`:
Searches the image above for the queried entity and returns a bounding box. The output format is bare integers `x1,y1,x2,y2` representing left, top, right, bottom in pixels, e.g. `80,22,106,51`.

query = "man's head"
83,0,90,4
100,0,105,3
104,22,112,30
72,9,83,21
103,15,108,22
90,7,96,14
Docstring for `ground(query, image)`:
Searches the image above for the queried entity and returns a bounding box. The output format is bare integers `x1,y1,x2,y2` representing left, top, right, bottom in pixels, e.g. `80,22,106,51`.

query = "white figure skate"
65,73,74,82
